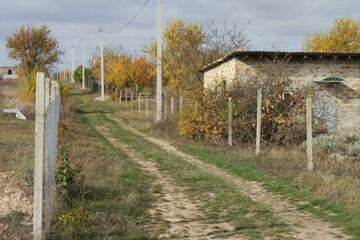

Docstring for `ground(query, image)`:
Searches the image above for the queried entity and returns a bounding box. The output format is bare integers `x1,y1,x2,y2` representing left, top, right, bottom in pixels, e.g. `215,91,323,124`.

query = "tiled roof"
199,50,360,73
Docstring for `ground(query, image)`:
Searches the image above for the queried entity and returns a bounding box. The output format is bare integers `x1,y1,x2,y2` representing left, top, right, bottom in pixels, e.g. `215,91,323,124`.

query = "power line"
0,0,150,41
103,0,150,33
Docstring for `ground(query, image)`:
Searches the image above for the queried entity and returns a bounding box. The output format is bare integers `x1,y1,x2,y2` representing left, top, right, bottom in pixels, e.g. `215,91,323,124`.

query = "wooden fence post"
306,98,314,171
138,93,141,115
145,94,149,119
228,97,233,146
120,90,122,104
171,97,174,114
256,89,262,156
179,96,183,110
33,72,46,240
125,90,128,107
131,93,134,110
164,92,168,116
115,88,118,102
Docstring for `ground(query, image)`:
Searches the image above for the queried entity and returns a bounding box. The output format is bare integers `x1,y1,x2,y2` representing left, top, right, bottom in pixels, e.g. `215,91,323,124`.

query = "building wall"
204,58,238,90
203,57,360,134
0,67,17,80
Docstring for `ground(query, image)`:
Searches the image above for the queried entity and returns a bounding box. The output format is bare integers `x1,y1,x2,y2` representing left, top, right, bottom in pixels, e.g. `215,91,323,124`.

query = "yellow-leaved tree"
6,25,62,102
145,18,249,96
304,17,360,52
146,19,205,95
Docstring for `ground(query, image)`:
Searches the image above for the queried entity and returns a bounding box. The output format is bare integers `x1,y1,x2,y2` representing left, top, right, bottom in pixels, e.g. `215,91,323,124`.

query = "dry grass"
51,98,154,239
0,114,34,182
0,114,34,239
113,102,360,211
201,144,360,210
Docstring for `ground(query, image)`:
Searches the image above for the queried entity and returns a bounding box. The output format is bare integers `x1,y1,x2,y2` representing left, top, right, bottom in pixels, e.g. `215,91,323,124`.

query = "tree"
7,25,62,75
73,65,93,83
6,25,62,102
90,46,154,91
304,17,360,52
145,18,249,96
130,56,155,90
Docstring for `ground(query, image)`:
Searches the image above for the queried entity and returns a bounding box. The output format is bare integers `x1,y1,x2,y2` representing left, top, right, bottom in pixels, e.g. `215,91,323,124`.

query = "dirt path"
95,126,243,240
108,116,351,240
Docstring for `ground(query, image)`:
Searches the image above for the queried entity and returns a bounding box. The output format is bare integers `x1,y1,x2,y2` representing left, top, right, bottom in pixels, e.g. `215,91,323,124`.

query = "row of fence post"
114,89,183,119
227,89,314,171
33,73,61,239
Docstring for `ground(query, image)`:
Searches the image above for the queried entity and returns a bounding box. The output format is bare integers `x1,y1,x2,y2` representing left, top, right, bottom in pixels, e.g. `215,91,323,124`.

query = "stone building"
0,66,17,80
200,50,360,134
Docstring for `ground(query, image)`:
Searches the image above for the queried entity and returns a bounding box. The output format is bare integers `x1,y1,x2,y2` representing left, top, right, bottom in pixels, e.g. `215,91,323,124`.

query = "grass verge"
50,90,155,239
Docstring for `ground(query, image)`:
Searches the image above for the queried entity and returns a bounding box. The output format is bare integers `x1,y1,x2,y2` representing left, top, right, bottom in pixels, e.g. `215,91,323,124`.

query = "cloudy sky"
0,0,359,69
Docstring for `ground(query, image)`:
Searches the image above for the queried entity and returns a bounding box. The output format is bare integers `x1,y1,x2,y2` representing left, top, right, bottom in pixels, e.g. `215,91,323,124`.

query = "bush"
56,145,84,207
55,207,89,239
17,71,37,103
178,62,307,145
313,133,360,157
59,81,70,102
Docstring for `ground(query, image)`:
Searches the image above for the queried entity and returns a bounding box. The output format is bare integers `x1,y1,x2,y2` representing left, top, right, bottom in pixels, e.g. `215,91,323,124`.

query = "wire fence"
111,86,360,175
33,73,61,239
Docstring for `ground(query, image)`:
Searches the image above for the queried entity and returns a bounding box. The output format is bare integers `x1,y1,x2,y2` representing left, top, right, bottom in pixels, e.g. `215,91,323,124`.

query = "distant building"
200,50,360,134
0,66,18,80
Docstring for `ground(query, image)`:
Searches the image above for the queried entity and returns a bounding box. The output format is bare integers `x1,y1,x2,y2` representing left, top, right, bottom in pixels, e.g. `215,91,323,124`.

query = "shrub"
59,81,70,102
17,71,37,103
55,207,89,239
312,134,338,152
56,145,84,206
178,62,307,145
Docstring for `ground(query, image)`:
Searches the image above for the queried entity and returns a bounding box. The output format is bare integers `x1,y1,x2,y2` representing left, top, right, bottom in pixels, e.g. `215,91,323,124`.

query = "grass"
0,115,34,184
73,93,292,239
0,115,34,239
50,91,156,239
175,142,360,239
105,94,360,239
0,211,32,240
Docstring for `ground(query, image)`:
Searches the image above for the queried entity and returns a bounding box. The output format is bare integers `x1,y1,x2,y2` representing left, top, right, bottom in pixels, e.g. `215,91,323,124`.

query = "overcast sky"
0,0,359,69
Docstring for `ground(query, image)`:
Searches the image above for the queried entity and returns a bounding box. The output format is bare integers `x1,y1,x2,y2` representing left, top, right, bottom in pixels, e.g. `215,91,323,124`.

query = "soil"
109,116,351,240
96,126,243,240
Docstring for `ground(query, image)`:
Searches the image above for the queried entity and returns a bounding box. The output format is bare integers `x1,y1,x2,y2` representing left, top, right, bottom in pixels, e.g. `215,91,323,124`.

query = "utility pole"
156,0,162,122
71,45,74,83
100,28,105,101
63,63,66,81
82,38,86,89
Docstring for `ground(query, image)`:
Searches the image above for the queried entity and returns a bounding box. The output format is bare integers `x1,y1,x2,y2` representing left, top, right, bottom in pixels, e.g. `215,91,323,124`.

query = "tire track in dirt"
108,116,351,240
95,125,243,240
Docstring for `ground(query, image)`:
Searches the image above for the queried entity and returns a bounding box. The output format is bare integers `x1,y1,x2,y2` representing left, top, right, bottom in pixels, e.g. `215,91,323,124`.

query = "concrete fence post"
228,97,233,146
33,73,46,240
145,94,149,118
306,98,314,171
171,97,174,115
256,89,262,156
33,74,61,239
43,78,51,233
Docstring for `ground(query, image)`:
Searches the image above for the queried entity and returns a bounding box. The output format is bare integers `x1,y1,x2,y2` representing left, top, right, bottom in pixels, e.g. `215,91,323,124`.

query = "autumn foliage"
90,48,154,93
6,25,61,102
178,62,307,145
304,17,360,52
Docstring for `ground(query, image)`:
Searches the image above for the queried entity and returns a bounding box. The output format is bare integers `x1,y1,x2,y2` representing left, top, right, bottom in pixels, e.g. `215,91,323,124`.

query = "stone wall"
203,56,360,134
204,58,237,90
